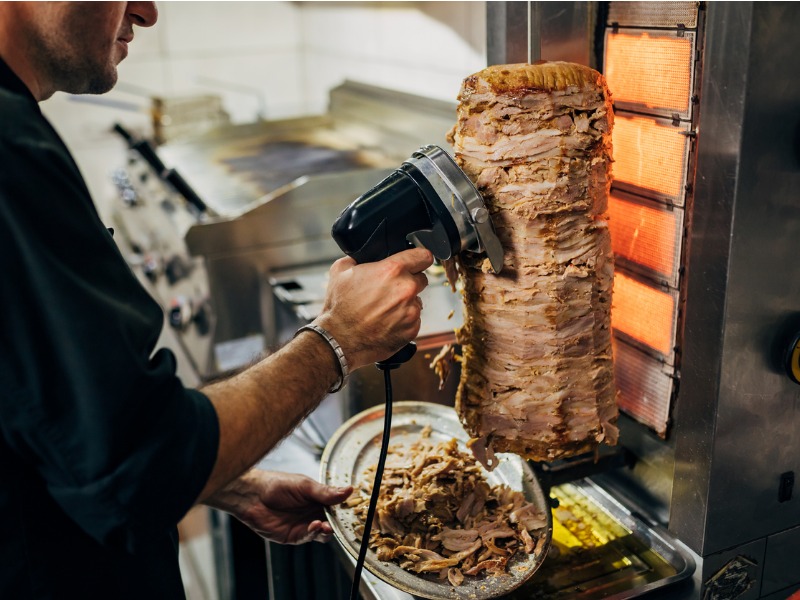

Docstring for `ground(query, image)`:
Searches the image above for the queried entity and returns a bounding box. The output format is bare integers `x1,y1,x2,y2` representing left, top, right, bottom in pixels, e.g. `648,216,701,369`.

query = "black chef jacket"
0,59,220,598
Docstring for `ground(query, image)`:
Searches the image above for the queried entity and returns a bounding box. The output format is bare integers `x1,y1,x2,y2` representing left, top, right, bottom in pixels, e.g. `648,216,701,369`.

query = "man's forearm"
195,249,434,503
197,330,339,501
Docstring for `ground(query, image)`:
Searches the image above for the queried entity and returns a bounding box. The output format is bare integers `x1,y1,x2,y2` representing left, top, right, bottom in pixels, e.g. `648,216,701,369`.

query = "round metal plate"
320,401,553,600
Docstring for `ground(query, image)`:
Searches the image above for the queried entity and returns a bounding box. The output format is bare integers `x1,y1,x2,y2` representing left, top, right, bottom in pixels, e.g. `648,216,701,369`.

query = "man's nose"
127,1,158,28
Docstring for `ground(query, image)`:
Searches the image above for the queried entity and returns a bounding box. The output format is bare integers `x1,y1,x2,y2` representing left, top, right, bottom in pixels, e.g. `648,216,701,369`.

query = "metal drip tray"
340,478,693,600
503,479,693,599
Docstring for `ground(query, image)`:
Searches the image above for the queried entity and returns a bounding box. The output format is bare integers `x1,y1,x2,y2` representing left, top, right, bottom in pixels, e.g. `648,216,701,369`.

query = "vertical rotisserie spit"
447,62,618,466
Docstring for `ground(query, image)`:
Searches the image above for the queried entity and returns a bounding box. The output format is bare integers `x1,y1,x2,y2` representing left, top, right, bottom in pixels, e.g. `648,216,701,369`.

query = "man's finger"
307,520,334,544
308,483,354,505
329,255,357,275
390,248,434,274
413,271,429,294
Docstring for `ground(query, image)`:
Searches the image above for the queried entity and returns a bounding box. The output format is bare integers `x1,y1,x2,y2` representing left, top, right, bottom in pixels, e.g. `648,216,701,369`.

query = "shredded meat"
448,62,619,465
428,343,456,391
347,426,546,587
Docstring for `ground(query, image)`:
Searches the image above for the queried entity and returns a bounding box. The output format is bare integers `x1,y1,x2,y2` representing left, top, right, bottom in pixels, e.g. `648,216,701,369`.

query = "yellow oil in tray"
508,482,678,599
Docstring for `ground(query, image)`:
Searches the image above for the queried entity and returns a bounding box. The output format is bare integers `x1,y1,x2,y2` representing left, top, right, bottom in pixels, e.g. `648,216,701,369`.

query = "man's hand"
316,247,434,370
203,469,352,544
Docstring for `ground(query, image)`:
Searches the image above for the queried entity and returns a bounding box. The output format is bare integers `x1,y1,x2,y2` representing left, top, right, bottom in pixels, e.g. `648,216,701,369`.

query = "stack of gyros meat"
447,61,619,467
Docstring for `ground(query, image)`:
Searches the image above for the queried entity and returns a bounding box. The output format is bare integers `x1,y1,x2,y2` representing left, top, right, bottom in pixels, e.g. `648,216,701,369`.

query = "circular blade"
410,146,504,274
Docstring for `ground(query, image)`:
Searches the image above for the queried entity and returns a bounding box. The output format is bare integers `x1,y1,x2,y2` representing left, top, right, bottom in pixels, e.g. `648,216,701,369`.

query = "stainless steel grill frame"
488,2,800,598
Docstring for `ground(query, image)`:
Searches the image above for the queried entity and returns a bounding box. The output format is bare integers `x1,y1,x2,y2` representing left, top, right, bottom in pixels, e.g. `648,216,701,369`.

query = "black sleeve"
0,105,219,552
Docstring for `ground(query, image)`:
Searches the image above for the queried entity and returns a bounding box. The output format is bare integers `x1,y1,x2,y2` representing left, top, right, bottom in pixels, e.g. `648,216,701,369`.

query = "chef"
0,2,433,599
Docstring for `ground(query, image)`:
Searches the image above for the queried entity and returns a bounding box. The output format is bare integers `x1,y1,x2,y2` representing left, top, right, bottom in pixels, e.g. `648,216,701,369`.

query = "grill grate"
613,339,674,437
604,30,696,120
612,272,678,362
612,115,691,205
607,1,699,29
604,1,701,437
608,191,685,287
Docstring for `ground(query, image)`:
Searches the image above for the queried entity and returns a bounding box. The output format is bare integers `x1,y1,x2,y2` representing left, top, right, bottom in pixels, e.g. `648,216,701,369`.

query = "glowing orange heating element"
608,193,679,278
612,115,688,201
612,272,675,356
605,31,693,113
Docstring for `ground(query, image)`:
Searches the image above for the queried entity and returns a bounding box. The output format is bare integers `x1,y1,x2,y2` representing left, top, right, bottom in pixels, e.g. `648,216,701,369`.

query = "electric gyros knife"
331,145,503,366
333,144,504,273
329,145,504,599
332,144,503,366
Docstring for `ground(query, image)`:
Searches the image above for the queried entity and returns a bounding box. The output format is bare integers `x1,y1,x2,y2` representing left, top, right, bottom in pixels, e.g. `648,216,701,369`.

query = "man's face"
22,1,157,95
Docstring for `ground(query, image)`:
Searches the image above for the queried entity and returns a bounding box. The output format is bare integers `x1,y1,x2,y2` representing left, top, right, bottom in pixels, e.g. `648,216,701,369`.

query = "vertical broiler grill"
487,1,800,597
604,3,698,438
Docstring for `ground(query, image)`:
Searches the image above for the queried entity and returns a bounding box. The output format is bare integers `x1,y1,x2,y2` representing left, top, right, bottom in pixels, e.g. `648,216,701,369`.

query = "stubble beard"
42,44,119,96
27,8,122,97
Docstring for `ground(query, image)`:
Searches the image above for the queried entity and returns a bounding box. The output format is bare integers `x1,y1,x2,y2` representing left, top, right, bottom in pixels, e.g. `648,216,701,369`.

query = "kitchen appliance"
330,142,503,372
486,2,800,598
332,144,503,274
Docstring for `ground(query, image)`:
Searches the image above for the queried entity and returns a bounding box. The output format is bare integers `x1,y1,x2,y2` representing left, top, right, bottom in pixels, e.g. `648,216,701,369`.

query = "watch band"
294,324,350,393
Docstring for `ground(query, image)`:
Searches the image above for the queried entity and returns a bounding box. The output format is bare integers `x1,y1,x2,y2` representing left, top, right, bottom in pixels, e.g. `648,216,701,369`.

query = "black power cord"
349,342,416,600
349,368,393,600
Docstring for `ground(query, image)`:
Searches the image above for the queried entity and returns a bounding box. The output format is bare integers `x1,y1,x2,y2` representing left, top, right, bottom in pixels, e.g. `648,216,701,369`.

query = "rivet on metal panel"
611,21,619,34
677,24,686,38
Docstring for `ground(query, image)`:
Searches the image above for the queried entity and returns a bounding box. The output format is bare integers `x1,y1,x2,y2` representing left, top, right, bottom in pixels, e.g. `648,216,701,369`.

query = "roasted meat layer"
449,62,619,463
346,426,547,587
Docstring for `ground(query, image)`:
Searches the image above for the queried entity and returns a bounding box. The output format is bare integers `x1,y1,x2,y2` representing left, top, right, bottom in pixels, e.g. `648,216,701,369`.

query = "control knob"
168,296,193,330
141,253,161,283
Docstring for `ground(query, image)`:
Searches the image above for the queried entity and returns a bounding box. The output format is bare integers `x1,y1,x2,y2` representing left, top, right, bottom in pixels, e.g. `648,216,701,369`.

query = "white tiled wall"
156,1,305,121
299,2,486,113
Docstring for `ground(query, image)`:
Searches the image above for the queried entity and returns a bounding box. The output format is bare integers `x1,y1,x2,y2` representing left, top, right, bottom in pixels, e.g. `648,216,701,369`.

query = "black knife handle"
376,342,417,370
332,170,431,264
